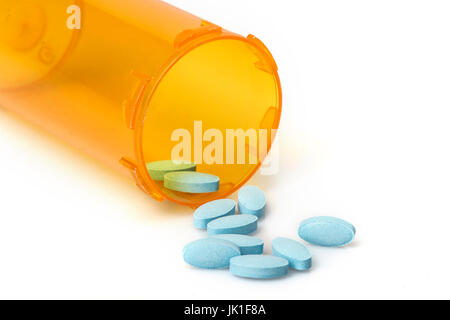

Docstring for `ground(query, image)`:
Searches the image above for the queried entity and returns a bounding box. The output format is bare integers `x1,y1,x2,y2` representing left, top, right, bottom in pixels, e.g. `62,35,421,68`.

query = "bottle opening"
138,37,281,206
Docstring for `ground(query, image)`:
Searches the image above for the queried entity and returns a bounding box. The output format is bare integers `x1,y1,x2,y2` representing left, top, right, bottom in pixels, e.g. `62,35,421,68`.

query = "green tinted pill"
146,160,196,181
164,172,219,193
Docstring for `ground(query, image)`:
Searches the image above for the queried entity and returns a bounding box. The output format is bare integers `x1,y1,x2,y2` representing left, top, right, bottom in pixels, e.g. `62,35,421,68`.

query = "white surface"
1,0,450,299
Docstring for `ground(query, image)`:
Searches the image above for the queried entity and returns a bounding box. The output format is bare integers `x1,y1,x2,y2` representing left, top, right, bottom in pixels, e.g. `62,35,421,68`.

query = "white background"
1,0,450,299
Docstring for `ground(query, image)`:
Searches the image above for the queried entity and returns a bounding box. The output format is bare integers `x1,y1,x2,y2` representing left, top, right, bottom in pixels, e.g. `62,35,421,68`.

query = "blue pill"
272,237,312,270
193,199,236,229
183,238,241,269
164,172,219,193
212,234,264,255
298,216,356,247
230,255,289,279
207,214,258,236
238,185,266,218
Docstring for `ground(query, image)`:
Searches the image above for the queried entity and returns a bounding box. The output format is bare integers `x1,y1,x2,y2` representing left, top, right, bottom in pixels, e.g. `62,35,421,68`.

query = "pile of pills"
145,160,356,279
183,185,356,279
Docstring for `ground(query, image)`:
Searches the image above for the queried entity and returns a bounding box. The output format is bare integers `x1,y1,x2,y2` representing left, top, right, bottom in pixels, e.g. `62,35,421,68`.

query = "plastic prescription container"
0,0,282,207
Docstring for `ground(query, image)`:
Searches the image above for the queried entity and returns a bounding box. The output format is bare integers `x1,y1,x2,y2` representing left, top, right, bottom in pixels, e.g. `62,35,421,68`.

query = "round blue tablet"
183,238,241,269
207,214,258,236
230,255,289,279
298,216,356,247
164,172,219,193
193,199,236,229
272,237,312,270
238,185,266,218
212,234,264,255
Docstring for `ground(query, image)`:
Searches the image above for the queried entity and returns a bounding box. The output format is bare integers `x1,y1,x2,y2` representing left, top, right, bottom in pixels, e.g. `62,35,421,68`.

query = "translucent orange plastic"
0,0,282,207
